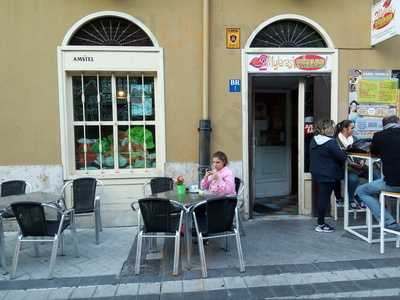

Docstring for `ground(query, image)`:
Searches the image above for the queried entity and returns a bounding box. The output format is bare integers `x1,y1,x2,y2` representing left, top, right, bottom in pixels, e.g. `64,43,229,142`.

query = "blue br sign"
229,79,241,92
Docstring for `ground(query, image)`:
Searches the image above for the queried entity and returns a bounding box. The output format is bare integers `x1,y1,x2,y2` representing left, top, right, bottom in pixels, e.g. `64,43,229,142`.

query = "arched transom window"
250,20,327,48
68,16,154,46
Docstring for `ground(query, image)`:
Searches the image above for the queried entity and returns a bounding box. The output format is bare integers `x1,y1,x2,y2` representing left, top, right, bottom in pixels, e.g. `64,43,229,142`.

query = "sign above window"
247,53,332,73
371,0,400,46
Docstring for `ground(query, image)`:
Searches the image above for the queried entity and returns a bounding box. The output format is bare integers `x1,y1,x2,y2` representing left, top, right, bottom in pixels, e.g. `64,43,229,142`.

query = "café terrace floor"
1,214,400,299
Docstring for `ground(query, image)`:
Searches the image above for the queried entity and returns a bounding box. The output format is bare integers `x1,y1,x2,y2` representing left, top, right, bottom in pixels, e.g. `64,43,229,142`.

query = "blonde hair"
315,119,335,137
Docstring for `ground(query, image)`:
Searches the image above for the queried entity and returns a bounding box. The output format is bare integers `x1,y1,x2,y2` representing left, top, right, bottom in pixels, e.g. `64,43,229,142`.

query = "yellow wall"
0,0,203,165
1,0,400,165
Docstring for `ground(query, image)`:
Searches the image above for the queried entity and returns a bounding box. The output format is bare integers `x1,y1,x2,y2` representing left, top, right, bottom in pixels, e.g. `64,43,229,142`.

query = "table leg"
185,211,192,270
0,217,6,269
367,158,373,243
344,161,349,230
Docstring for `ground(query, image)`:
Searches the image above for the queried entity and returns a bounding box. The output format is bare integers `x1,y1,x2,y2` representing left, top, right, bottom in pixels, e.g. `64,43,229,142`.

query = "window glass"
99,76,112,121
83,76,99,121
73,76,83,121
71,73,156,174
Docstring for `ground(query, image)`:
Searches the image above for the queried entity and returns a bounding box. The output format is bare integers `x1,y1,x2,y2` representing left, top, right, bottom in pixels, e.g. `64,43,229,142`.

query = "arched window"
68,16,154,46
58,12,165,178
250,20,327,48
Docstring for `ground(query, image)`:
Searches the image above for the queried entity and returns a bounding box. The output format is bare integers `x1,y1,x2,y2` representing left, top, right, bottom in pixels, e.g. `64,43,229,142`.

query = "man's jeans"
355,179,400,225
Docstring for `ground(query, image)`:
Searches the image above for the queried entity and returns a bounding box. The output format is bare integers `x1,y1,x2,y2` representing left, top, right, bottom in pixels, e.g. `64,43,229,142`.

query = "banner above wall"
371,0,400,46
247,53,332,73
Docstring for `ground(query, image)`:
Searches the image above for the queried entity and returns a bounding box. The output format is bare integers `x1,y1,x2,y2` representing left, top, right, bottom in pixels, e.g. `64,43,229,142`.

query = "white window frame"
57,12,165,179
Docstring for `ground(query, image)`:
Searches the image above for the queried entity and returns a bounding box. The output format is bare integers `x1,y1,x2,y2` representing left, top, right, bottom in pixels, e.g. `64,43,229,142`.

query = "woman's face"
212,157,225,171
342,123,354,137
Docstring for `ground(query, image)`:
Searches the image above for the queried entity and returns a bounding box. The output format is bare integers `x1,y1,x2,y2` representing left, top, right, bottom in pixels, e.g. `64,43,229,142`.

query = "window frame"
58,47,165,180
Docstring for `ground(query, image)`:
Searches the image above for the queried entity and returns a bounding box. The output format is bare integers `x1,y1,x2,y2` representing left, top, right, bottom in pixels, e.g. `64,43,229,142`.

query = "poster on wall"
348,69,399,139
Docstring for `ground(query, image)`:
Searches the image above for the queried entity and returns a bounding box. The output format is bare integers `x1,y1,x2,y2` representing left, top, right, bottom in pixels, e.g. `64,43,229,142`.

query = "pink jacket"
200,166,236,196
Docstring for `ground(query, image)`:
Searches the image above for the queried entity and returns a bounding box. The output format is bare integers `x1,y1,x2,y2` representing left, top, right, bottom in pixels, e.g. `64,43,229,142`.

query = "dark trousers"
317,182,335,225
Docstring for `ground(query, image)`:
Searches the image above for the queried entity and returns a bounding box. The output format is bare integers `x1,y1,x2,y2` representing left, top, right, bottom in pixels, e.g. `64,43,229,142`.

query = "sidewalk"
1,217,400,299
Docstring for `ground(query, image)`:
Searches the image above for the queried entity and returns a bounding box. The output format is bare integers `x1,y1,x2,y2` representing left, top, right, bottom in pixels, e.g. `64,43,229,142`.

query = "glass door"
298,75,331,215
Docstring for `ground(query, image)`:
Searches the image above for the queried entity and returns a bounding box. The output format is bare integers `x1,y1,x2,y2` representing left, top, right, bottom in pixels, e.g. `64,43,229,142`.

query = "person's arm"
209,170,235,195
370,133,380,156
200,176,210,190
328,140,347,164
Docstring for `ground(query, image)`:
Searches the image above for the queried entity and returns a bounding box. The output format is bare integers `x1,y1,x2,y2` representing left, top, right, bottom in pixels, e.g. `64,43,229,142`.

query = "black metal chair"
132,177,175,228
61,177,103,244
10,201,78,279
1,180,32,218
134,198,185,276
192,197,245,278
234,177,246,236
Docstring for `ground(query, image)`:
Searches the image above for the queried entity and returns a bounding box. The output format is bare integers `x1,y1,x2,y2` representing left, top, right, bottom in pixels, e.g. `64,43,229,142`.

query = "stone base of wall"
1,162,243,229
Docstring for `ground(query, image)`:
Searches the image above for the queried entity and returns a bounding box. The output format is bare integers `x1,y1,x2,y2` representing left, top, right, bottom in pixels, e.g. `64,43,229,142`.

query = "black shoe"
315,223,335,233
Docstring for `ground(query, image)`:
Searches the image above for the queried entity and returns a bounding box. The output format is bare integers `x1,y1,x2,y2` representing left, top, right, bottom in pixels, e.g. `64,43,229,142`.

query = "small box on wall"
226,28,240,49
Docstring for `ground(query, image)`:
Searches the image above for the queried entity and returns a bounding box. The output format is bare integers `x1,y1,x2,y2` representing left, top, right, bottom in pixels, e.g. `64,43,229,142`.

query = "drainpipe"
198,0,212,183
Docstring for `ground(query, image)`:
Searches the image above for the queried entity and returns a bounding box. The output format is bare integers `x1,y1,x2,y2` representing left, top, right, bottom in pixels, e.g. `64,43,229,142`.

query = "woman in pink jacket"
201,151,236,195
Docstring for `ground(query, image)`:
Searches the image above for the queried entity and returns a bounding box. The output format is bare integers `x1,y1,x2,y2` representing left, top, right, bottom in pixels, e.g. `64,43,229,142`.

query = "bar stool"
379,191,400,254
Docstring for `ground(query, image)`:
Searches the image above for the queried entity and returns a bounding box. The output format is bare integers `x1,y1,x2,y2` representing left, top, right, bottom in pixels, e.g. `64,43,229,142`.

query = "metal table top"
0,192,61,212
150,190,220,208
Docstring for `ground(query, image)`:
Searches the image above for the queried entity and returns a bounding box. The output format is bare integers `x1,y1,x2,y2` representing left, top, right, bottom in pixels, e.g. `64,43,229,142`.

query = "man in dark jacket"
355,115,400,230
310,119,347,232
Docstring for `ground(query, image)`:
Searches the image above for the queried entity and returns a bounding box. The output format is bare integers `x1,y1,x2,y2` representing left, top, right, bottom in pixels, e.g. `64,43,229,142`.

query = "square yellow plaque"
226,28,240,49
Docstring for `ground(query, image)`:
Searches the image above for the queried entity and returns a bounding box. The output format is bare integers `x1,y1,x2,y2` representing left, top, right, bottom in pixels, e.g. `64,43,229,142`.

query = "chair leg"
224,236,230,252
0,218,6,268
48,235,59,278
98,203,103,232
397,199,399,223
380,193,385,254
173,232,180,276
235,229,245,273
135,232,143,275
95,211,100,245
238,214,246,237
10,236,22,279
59,234,65,256
33,237,40,257
197,233,207,278
70,217,79,257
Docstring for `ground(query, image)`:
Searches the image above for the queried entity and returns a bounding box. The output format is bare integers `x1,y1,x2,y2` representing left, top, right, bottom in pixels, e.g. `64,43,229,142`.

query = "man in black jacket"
355,115,400,230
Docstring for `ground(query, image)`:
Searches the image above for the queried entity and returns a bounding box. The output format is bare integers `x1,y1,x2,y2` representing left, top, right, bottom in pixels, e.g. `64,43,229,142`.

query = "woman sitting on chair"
201,151,236,196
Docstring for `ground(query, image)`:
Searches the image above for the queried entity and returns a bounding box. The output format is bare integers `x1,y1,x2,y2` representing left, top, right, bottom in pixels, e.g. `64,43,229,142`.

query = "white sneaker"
315,223,335,233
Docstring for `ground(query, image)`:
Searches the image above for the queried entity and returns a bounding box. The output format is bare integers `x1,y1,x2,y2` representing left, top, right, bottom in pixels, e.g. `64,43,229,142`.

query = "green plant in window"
127,127,155,149
92,136,112,153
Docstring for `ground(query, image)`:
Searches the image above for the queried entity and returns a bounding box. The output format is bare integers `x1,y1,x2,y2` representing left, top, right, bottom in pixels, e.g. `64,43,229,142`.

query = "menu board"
348,69,399,139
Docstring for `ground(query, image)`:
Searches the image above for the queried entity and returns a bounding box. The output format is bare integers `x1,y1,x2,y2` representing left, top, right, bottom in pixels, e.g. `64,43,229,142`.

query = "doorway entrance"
248,75,331,217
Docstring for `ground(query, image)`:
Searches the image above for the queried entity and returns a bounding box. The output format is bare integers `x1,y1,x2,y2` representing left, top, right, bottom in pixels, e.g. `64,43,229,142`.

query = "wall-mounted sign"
229,79,241,92
226,28,240,49
247,53,332,73
371,0,400,45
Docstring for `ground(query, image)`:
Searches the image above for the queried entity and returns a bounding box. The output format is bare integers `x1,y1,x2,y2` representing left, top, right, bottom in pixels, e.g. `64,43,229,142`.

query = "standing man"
355,115,400,230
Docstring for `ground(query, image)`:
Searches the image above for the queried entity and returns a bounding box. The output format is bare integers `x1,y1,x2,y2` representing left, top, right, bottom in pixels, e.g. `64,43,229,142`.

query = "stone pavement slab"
47,287,74,300
116,283,139,296
70,286,96,299
92,284,118,298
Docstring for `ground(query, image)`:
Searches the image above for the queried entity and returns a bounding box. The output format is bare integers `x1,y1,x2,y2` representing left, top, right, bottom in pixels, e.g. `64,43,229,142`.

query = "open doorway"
251,76,299,215
248,75,331,217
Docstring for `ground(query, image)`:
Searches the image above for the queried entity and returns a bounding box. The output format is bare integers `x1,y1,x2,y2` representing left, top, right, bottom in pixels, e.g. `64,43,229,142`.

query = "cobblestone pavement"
2,217,400,299
1,258,400,299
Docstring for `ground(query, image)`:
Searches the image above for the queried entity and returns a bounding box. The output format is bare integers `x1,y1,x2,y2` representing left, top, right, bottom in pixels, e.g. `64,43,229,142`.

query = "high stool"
379,191,400,254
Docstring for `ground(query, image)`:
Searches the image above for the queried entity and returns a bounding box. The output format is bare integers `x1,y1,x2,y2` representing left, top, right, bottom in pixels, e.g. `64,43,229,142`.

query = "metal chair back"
72,177,97,213
234,177,241,194
11,202,49,237
1,180,28,197
193,197,237,234
150,177,174,194
138,198,183,233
